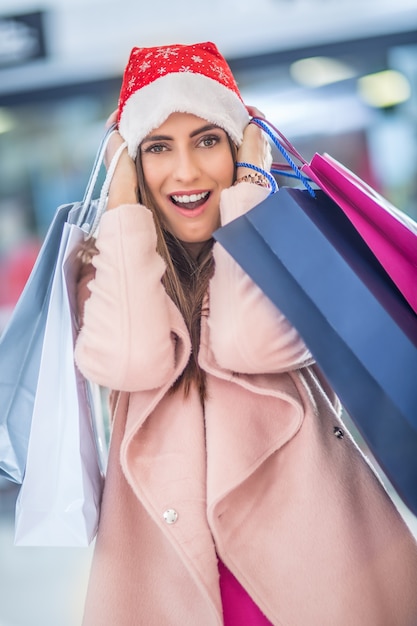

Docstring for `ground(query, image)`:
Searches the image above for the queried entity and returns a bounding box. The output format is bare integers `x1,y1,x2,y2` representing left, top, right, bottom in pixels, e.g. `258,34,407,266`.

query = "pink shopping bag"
302,153,417,313
253,117,417,314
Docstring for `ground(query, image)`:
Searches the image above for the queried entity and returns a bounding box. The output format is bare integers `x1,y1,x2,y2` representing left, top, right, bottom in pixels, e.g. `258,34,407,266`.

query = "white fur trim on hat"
118,72,249,158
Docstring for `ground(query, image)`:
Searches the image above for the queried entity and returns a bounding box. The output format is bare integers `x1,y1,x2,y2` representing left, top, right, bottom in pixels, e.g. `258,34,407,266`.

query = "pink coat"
75,184,417,625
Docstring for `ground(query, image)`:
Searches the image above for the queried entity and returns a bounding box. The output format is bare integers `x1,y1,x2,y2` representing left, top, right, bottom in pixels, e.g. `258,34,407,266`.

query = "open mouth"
171,191,210,211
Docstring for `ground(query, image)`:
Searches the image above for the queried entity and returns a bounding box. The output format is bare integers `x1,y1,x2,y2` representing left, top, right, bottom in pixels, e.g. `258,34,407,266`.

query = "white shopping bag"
0,203,72,484
14,216,105,547
0,125,116,485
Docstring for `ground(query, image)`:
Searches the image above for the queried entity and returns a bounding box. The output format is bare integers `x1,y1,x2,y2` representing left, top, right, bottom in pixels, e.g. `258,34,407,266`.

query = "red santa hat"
117,41,250,158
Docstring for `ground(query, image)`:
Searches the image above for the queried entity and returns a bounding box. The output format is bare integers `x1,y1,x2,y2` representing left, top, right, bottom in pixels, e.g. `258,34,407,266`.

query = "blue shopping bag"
214,187,417,516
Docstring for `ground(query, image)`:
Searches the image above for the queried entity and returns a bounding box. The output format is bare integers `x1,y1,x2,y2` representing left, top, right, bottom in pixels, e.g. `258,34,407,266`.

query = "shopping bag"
0,124,115,484
303,153,417,312
14,206,104,546
214,187,417,516
253,117,417,314
0,204,72,483
13,131,127,546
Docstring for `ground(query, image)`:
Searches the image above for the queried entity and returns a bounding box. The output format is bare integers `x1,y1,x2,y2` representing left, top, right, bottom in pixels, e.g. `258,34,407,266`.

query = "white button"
163,509,178,524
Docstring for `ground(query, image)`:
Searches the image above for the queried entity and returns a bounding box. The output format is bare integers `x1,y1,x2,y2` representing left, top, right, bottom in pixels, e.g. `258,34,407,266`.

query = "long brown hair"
136,135,237,402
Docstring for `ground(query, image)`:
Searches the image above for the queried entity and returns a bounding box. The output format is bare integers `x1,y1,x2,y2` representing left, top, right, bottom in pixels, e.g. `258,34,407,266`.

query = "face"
140,112,235,249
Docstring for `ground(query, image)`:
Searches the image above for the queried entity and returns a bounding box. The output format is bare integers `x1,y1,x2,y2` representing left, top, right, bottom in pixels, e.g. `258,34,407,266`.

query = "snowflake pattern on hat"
118,42,242,115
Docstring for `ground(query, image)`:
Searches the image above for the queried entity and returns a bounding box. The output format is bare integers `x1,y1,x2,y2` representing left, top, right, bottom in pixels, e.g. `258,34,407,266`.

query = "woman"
75,42,417,625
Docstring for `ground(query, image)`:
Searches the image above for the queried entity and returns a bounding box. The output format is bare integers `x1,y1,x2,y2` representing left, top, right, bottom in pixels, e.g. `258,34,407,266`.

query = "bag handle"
77,124,128,235
81,123,117,210
89,139,127,236
251,117,316,197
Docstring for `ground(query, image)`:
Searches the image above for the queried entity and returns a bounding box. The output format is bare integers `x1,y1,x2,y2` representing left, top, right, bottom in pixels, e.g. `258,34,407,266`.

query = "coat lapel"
199,314,305,509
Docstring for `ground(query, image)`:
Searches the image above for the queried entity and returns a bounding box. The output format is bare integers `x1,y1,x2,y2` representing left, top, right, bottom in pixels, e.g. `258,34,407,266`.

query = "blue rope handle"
251,118,316,197
271,168,303,180
235,161,278,195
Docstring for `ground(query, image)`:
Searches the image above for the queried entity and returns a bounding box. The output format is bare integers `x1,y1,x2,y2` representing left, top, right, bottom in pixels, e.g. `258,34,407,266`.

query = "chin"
179,229,214,244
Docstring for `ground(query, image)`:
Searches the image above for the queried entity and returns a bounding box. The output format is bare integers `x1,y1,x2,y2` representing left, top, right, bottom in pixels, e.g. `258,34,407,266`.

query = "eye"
143,143,167,154
199,134,220,148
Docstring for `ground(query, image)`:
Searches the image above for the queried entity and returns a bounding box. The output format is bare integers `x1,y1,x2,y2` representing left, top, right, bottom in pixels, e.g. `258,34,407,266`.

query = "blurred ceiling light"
290,56,356,87
0,108,16,134
357,69,411,108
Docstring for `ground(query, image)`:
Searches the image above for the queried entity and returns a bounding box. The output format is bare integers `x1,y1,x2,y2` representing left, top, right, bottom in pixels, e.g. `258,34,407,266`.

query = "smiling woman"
73,41,417,626
139,113,235,248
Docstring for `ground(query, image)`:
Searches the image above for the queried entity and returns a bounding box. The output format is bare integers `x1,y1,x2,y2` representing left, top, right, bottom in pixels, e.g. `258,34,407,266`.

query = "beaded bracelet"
234,173,270,189
235,161,278,195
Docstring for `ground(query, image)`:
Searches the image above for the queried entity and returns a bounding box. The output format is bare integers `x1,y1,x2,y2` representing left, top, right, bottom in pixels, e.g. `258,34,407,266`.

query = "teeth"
172,191,209,203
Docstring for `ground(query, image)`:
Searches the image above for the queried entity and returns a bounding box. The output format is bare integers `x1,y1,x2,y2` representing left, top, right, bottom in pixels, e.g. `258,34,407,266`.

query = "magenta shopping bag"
253,118,417,314
302,153,417,313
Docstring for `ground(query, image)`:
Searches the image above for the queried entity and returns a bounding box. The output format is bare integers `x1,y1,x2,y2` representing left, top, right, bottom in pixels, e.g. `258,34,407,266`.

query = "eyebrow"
190,124,220,137
142,124,221,144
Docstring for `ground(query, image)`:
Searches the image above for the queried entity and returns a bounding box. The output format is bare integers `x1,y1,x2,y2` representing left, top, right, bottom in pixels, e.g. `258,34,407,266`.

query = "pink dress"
218,560,273,625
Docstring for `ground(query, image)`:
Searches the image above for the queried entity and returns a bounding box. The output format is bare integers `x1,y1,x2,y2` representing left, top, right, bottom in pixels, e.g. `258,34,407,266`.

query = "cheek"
213,152,235,187
141,157,167,197
141,166,159,195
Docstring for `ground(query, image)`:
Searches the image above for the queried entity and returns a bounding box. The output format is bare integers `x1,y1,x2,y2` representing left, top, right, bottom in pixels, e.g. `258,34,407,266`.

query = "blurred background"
0,0,416,624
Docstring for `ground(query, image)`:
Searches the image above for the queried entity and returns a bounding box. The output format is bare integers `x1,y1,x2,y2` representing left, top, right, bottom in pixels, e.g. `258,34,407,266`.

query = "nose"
172,148,200,183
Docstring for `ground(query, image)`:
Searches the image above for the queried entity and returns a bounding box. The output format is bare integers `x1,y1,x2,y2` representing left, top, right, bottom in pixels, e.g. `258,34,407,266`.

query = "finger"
245,105,266,119
105,109,119,128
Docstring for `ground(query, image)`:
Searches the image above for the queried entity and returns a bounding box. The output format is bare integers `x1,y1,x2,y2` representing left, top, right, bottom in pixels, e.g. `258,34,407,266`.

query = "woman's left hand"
236,105,272,172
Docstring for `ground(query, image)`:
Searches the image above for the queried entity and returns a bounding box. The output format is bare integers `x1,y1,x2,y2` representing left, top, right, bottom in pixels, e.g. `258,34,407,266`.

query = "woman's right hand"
105,110,138,209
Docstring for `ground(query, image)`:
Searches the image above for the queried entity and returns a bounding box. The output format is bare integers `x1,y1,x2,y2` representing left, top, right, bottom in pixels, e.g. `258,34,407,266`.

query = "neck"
181,240,207,261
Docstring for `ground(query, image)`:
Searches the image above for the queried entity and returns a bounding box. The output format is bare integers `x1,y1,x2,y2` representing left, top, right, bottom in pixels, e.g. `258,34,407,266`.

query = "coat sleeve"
208,183,313,374
74,203,186,392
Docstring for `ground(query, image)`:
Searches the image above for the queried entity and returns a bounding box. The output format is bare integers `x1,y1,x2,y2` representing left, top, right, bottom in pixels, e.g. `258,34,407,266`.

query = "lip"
168,190,211,218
